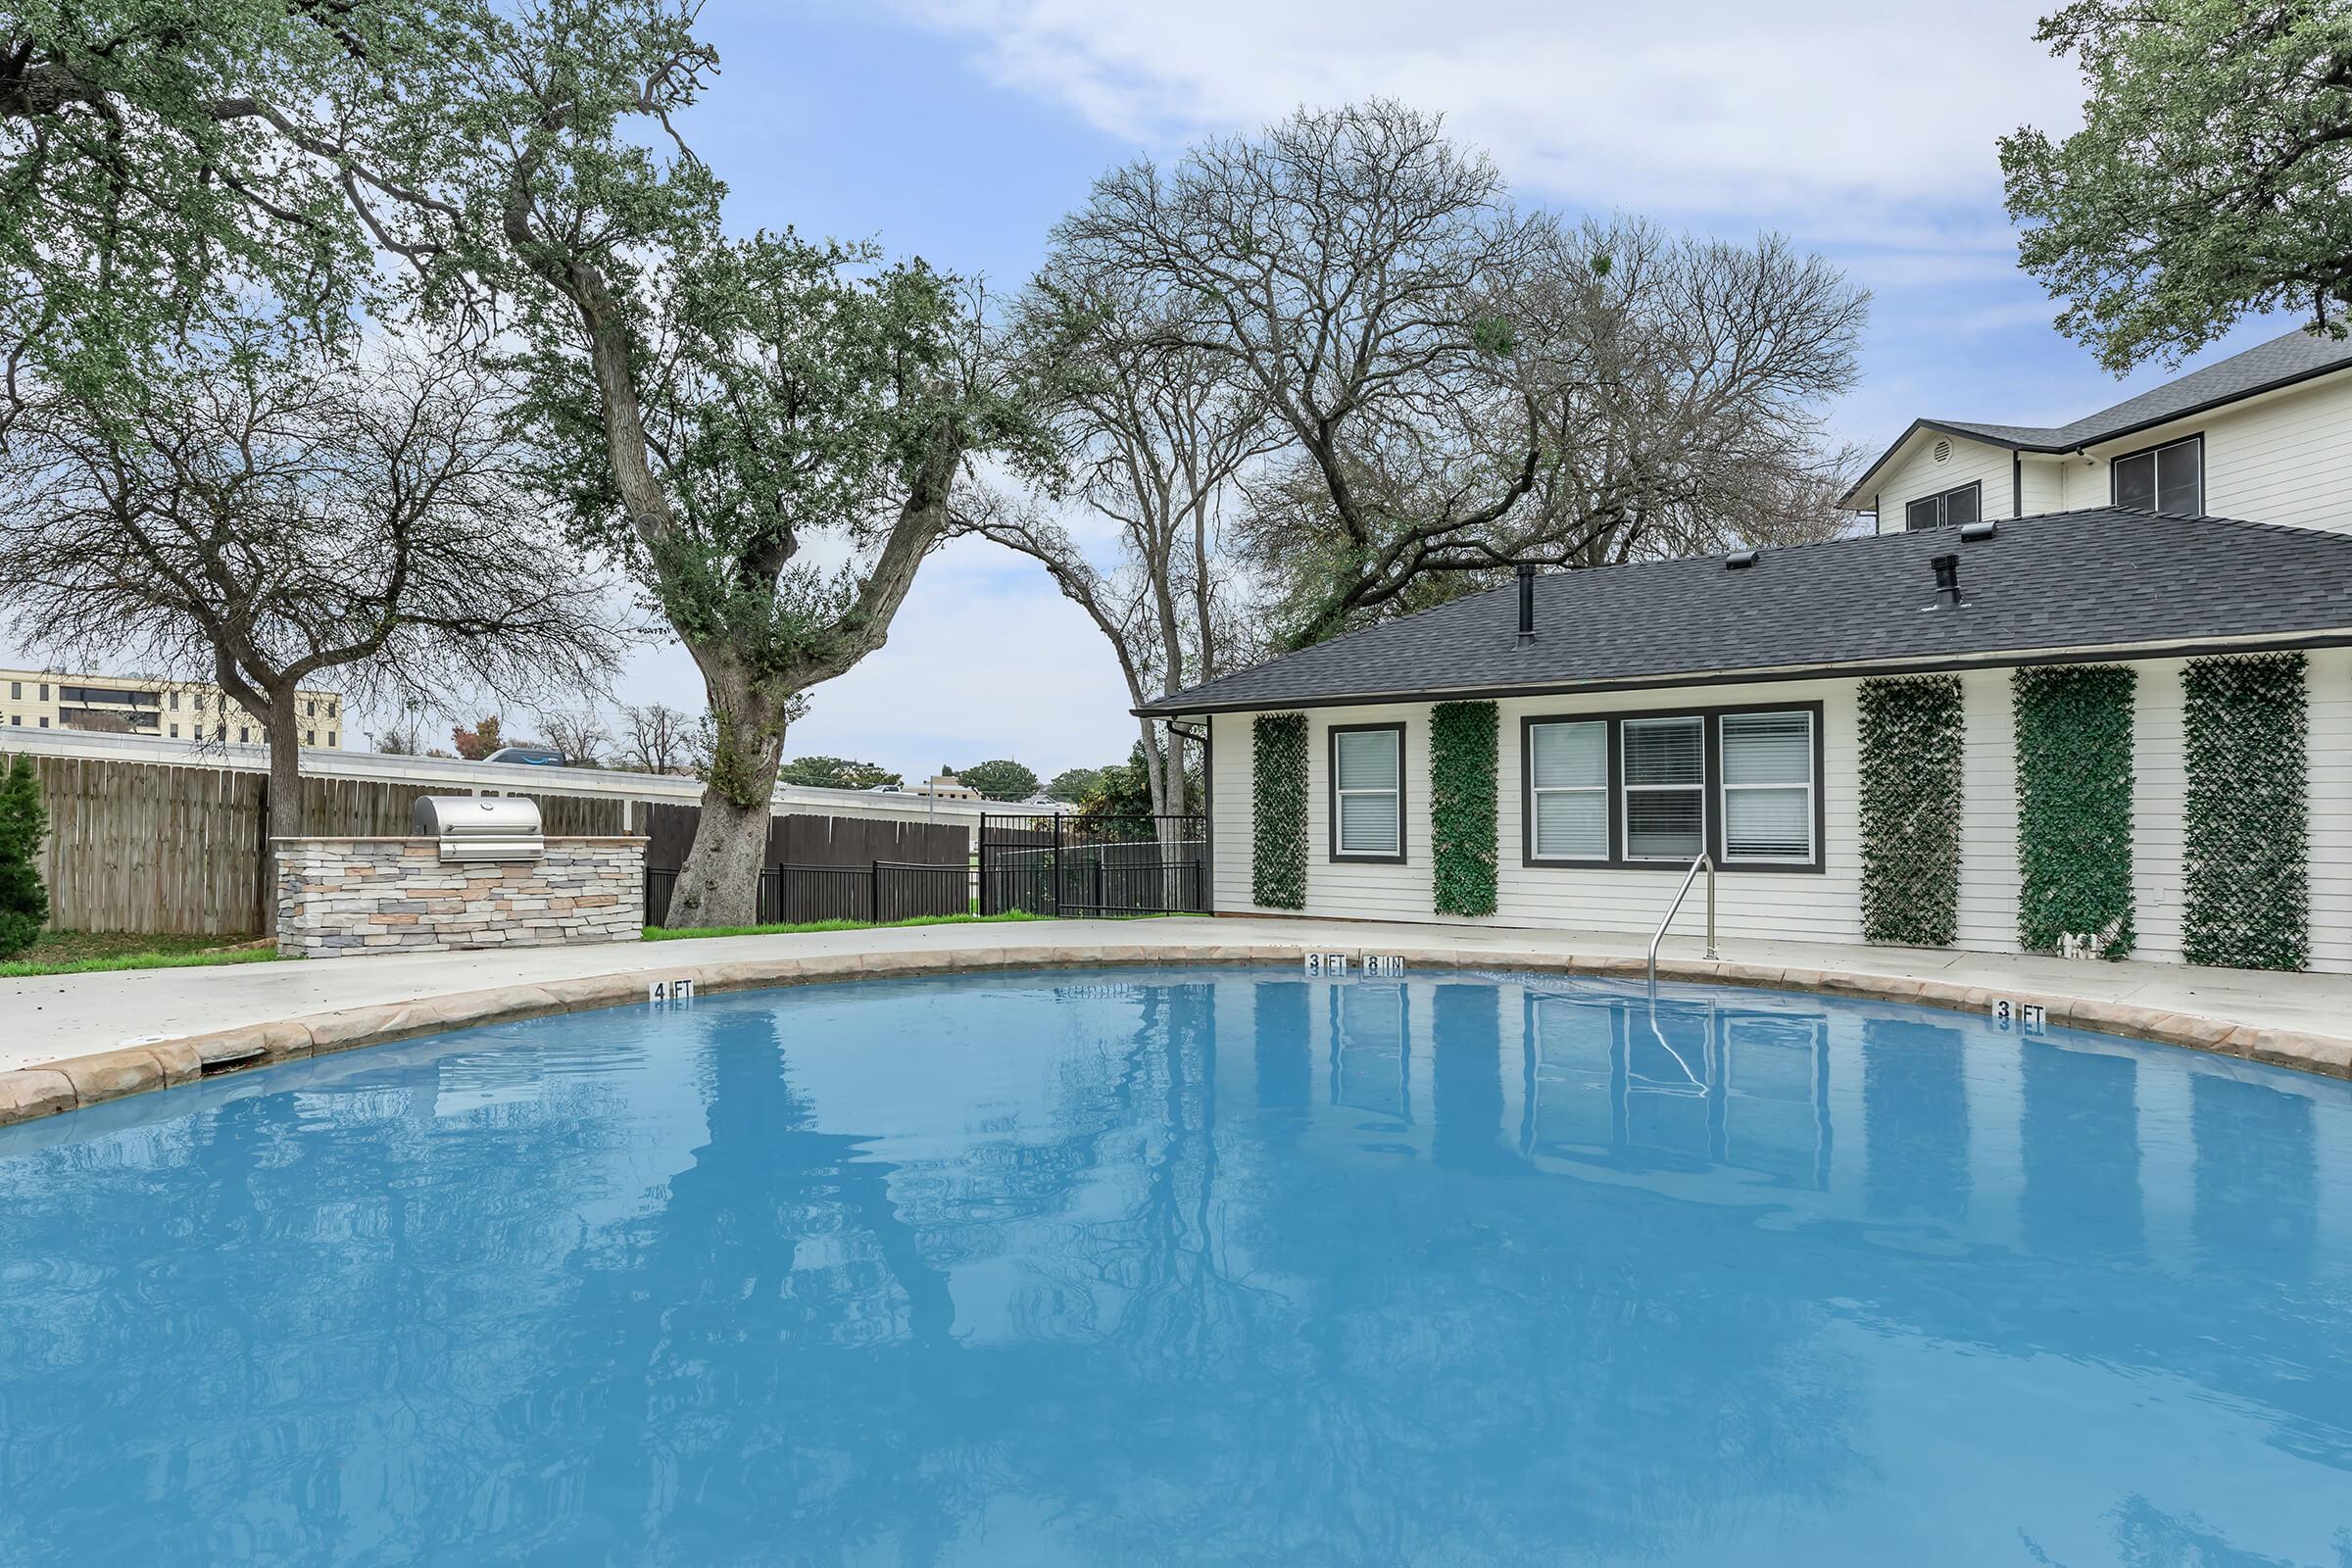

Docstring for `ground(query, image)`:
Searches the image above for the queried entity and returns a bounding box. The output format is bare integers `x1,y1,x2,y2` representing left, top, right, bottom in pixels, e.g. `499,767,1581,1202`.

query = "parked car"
484,746,566,767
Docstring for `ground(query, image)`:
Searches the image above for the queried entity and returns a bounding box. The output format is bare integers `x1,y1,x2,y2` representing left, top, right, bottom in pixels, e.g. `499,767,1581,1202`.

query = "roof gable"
1840,326,2352,509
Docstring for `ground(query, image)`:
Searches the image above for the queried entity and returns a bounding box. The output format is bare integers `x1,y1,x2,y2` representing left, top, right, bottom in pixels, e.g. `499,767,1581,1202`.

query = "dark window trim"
1519,701,1827,874
1904,479,1983,532
1328,720,1407,864
2108,430,2204,515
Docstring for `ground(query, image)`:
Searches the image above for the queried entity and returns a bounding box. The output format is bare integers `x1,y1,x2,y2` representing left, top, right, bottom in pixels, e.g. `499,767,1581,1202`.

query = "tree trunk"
667,661,794,929
264,687,306,845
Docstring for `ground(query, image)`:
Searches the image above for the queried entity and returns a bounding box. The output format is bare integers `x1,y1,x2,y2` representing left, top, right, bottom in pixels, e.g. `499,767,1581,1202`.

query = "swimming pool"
1,967,2346,1565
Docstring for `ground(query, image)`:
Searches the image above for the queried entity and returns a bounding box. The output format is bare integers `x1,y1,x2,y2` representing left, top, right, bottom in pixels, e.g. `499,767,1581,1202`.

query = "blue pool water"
2,968,2349,1566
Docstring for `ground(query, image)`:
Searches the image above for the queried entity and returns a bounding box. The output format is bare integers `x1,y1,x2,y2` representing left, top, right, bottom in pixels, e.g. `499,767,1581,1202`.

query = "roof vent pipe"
1931,552,1962,609
1516,564,1537,645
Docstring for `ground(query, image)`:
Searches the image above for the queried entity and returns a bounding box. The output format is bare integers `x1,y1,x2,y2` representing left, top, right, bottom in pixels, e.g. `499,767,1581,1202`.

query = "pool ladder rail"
1646,853,1718,993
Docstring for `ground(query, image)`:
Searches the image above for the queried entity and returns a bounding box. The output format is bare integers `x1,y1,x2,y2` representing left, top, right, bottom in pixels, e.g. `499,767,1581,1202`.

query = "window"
7,681,16,700
1720,710,1815,863
238,726,249,743
1622,716,1706,860
1904,481,1981,531
1522,703,1824,872
1330,723,1405,861
169,723,179,738
1528,720,1609,859
305,730,316,746
327,731,338,748
326,699,337,717
38,683,49,701
2112,434,2201,514
306,699,316,716
38,717,49,727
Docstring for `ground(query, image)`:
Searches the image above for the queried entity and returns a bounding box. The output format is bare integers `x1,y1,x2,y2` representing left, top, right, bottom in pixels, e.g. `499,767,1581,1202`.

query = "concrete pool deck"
4,917,2350,1126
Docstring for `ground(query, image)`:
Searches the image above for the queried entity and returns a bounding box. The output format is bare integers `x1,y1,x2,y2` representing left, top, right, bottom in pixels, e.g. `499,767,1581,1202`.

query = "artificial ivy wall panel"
1429,701,1499,917
2013,664,2136,957
1251,712,1310,910
1856,674,1964,947
2181,652,2309,971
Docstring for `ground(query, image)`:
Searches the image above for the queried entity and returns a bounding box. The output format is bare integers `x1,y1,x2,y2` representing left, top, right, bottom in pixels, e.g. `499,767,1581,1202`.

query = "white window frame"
1329,722,1405,862
1620,715,1708,864
1526,719,1611,863
1717,710,1817,866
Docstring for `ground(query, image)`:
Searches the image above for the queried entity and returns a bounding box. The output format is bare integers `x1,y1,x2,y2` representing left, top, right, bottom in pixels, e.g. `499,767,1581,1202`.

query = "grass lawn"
643,910,1046,942
1,930,282,979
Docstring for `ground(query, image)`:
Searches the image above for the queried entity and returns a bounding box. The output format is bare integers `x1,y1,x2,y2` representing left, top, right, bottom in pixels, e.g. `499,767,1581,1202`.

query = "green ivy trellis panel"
2181,652,2308,970
1857,674,1964,946
1250,712,1309,910
2014,664,2135,957
1429,701,1498,917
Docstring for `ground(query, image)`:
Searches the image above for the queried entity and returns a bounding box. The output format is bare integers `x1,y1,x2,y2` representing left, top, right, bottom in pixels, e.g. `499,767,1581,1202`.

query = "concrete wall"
274,836,645,958
1205,645,2352,972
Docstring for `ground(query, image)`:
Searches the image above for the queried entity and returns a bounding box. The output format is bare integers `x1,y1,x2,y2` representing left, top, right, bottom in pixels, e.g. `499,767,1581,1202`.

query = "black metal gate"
979,812,1208,917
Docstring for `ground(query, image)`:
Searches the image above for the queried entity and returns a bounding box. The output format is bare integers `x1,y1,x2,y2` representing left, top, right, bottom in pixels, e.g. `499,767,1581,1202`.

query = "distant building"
0,668,344,749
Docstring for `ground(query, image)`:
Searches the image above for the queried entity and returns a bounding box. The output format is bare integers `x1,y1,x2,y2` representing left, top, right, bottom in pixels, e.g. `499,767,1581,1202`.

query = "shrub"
0,755,50,959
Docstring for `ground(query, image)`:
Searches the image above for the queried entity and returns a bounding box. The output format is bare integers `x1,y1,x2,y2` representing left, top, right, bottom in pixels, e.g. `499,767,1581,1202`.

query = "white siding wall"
2048,371,2352,531
1206,648,2352,973
1870,433,2015,534
2017,455,2068,515
1952,668,2021,953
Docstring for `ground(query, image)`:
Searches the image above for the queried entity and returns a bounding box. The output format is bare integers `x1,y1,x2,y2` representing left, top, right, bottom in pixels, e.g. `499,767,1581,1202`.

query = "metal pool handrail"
1647,853,1718,991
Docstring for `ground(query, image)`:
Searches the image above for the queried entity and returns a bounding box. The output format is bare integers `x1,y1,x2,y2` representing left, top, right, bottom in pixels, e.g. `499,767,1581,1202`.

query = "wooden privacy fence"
8,753,270,937
1,750,960,937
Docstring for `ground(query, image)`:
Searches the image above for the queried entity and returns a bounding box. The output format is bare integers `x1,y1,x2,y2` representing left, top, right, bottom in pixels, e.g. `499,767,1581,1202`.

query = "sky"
7,1,2305,781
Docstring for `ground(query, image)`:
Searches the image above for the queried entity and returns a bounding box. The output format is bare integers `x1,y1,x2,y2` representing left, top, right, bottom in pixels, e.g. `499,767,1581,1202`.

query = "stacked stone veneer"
274,836,646,958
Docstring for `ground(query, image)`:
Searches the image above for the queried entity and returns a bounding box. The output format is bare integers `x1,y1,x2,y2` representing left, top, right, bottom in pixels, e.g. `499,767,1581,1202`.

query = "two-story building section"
1840,326,2352,533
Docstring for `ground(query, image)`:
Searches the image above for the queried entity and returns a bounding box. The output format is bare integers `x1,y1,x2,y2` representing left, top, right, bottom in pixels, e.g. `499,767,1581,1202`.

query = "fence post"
978,815,994,916
1091,856,1104,917
869,858,881,924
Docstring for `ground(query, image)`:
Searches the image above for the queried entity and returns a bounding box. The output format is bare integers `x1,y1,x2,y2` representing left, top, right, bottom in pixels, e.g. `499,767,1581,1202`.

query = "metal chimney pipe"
1931,552,1962,609
1516,564,1537,645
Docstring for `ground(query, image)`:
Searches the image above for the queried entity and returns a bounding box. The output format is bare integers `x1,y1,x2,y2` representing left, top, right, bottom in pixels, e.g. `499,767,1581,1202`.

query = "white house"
1842,325,2352,534
1142,338,2352,974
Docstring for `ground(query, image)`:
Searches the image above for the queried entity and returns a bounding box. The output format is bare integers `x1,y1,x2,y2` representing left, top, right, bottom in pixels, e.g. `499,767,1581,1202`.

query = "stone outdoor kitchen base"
273,836,646,958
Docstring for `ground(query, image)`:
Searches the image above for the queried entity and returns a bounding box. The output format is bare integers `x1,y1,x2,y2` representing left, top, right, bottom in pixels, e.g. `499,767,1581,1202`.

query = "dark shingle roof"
1139,509,2352,714
1841,326,2352,506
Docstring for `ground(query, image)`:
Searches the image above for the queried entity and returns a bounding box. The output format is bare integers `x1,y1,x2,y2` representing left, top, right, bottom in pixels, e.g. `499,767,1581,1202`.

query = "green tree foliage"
0,755,50,958
2000,1,2352,371
1429,702,1498,918
956,760,1040,801
0,0,466,414
776,756,901,790
2014,665,2136,956
2181,653,2309,970
1046,767,1103,803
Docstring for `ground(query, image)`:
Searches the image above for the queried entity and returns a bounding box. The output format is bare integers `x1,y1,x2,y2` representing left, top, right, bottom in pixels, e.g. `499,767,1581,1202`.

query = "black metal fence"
644,859,971,929
978,812,1209,917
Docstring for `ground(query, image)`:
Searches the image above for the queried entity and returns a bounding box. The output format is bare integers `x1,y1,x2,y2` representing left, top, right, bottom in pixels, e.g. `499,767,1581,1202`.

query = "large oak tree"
2001,1,2352,371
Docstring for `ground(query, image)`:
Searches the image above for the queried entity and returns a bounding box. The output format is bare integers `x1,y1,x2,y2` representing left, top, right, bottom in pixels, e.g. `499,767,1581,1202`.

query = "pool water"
2,968,2348,1566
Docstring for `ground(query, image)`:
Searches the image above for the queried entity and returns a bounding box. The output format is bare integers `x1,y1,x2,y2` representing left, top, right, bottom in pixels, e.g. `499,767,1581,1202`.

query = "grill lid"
413,795,544,859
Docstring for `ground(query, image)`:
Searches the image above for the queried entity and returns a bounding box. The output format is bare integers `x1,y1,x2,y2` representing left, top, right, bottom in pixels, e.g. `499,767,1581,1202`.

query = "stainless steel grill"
413,795,544,862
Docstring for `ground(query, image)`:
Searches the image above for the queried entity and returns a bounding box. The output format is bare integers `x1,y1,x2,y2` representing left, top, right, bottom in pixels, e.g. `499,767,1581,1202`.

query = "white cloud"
879,0,2082,220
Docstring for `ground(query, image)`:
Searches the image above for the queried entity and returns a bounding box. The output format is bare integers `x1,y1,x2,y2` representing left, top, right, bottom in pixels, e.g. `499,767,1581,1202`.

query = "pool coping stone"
4,933,2349,1129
